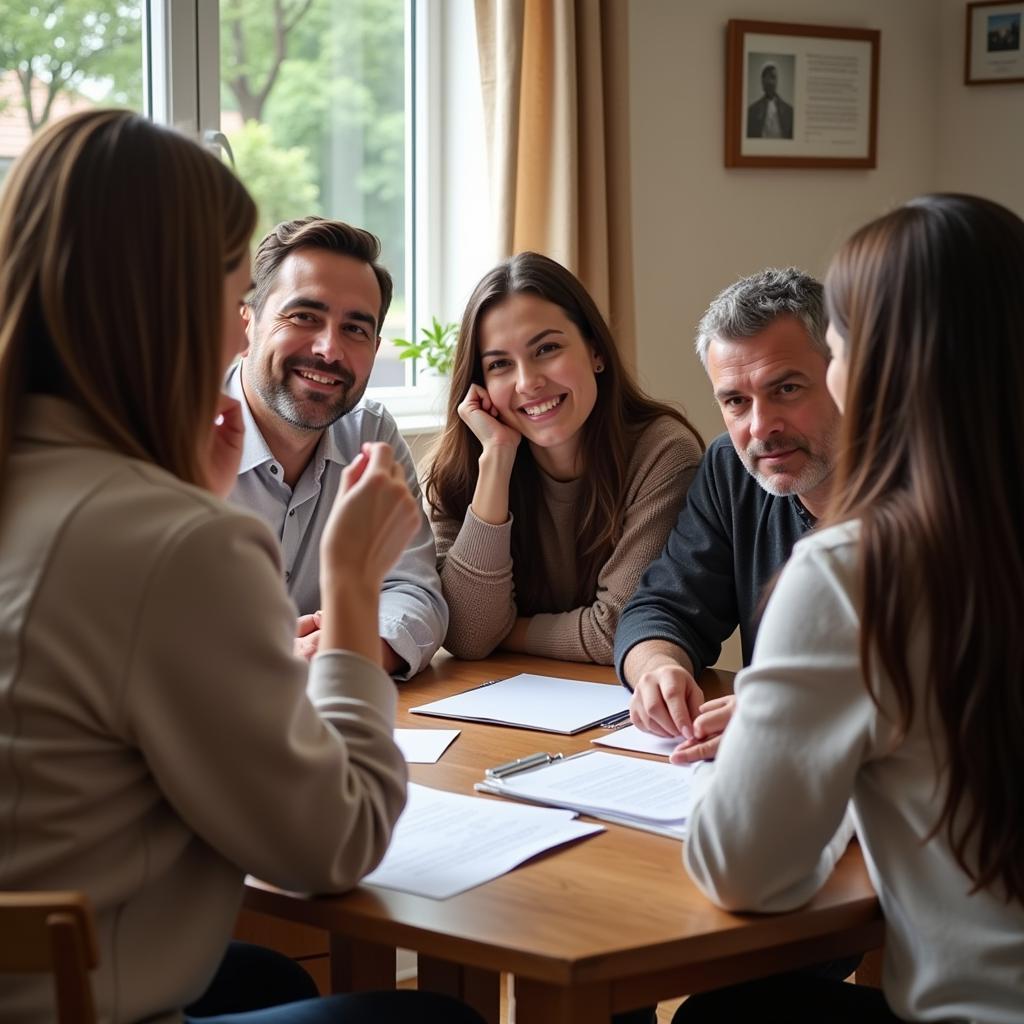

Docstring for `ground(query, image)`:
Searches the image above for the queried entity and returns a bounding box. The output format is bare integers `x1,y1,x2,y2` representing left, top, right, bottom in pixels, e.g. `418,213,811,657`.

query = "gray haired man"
614,268,840,759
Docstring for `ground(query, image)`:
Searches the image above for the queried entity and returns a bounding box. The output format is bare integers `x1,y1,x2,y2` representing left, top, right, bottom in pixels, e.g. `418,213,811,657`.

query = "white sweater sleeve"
683,534,873,913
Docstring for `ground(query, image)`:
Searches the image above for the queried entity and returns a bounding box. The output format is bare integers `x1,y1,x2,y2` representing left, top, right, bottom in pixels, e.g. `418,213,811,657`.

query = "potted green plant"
392,317,459,377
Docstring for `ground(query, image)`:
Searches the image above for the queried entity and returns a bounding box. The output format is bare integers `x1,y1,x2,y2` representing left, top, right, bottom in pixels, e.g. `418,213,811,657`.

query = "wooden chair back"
0,891,99,1024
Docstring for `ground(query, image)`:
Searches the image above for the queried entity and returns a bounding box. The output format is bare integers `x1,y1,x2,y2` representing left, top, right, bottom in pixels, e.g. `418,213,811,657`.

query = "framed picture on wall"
724,20,880,169
965,1,1024,84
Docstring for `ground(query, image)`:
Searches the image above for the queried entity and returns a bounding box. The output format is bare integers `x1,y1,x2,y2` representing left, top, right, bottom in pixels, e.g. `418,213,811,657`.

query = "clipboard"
474,749,693,841
410,673,631,734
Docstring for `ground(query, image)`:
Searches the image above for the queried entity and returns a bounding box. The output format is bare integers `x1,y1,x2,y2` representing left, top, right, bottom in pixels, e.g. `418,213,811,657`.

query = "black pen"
597,710,630,729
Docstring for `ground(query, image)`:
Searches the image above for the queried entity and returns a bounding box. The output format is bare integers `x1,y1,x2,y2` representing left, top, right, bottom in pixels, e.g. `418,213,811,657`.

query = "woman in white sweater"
0,110,482,1024
676,194,1024,1022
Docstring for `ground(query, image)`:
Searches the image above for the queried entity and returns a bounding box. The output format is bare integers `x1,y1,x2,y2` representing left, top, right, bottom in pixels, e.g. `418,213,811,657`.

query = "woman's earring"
594,361,604,373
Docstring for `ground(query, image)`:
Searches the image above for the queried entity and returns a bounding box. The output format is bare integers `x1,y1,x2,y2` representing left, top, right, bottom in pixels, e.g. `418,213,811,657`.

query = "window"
218,0,409,388
0,2,145,185
0,1,488,425
207,0,489,421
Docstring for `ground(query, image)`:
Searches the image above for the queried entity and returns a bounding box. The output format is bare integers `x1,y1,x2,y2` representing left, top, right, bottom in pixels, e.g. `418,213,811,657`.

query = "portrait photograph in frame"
965,1,1024,84
725,20,880,169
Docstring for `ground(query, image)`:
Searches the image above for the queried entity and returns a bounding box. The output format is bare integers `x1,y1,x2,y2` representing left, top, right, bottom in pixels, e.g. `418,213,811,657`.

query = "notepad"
475,749,698,839
409,673,630,734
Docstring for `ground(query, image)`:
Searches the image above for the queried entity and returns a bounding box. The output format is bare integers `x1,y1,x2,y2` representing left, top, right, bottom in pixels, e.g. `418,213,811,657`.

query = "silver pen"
485,752,563,779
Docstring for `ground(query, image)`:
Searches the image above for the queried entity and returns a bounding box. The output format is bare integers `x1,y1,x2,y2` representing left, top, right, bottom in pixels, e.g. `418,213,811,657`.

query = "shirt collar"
319,413,350,468
225,360,276,475
792,495,817,528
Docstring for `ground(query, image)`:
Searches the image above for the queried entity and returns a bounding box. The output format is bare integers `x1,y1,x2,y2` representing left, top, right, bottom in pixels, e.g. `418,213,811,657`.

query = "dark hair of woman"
824,193,1024,903
426,251,704,611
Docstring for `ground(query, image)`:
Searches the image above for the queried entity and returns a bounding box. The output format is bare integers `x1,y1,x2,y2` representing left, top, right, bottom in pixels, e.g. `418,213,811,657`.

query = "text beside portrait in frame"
724,19,880,170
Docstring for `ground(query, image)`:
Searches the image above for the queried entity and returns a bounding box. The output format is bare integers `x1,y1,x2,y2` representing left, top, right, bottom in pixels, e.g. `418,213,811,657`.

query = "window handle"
203,129,236,168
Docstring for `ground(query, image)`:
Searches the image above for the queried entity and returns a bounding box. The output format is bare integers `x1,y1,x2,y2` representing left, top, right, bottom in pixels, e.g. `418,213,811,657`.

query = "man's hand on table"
625,640,735,763
669,695,736,764
294,611,407,678
294,612,322,660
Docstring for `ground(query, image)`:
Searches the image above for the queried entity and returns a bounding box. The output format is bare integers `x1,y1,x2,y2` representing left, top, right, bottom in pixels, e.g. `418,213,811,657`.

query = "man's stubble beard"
252,358,366,433
739,417,839,499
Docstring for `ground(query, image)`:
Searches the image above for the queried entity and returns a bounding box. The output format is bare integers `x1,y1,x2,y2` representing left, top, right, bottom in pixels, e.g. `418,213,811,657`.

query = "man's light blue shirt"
226,361,447,679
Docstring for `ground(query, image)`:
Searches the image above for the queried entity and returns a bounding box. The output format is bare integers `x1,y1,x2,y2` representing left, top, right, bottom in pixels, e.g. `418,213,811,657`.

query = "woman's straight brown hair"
0,109,257,488
825,193,1024,903
426,252,703,611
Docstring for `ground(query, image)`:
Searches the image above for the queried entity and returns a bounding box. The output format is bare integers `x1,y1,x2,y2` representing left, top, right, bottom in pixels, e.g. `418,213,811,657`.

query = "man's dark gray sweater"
614,433,815,684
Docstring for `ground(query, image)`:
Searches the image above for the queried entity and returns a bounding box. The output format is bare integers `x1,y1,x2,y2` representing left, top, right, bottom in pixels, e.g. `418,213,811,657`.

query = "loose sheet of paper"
394,728,460,763
499,751,696,823
410,673,629,733
363,783,603,899
592,724,683,758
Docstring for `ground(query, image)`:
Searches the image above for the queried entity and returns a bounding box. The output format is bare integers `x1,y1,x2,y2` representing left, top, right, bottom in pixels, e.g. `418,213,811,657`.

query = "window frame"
149,0,448,429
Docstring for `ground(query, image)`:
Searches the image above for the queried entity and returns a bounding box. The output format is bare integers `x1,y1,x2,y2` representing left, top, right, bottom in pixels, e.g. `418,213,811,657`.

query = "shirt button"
288,509,295,517
270,465,279,475
284,571,291,581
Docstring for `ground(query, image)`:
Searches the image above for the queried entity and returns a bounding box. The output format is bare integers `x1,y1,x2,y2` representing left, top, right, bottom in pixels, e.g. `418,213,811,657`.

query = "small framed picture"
725,20,880,169
965,1,1024,84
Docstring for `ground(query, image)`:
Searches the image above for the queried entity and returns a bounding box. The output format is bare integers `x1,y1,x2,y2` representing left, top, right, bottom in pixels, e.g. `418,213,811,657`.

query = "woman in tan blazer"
0,109,480,1024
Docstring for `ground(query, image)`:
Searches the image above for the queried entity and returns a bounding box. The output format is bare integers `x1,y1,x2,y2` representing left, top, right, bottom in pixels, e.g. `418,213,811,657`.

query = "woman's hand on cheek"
204,393,245,498
458,383,522,453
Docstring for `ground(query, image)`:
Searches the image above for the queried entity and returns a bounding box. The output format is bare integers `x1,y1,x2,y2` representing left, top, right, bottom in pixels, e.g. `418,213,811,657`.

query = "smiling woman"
425,252,705,665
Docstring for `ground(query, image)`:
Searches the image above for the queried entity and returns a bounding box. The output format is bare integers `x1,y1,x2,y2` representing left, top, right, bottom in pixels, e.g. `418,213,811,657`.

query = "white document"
410,673,629,734
493,751,693,822
476,750,699,839
363,783,604,899
592,724,683,758
394,728,460,763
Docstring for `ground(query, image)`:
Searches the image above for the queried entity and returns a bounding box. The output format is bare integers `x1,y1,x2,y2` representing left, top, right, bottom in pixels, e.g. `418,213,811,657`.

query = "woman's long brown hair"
426,252,703,611
0,109,256,489
825,194,1024,903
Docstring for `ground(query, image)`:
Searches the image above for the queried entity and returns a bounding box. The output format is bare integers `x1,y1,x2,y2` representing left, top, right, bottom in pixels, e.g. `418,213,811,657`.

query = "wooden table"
245,653,883,1023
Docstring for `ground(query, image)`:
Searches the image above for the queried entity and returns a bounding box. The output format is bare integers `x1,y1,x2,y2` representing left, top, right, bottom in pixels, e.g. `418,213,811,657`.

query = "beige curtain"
475,0,637,366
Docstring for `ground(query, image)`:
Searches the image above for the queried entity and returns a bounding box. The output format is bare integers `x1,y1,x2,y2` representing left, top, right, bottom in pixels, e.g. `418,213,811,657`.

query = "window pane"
0,2,144,185
220,0,408,388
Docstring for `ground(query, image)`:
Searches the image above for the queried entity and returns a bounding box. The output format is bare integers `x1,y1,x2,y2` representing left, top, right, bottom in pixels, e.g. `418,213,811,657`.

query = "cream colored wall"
628,0,940,445
935,0,1024,213
627,0,1020,668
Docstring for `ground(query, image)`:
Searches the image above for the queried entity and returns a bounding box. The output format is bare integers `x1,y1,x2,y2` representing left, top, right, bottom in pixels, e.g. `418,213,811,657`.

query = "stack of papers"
410,673,629,734
476,750,698,839
363,783,603,899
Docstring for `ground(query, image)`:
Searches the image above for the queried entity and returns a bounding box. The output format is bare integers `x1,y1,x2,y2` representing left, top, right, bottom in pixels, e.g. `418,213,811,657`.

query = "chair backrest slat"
0,891,99,1024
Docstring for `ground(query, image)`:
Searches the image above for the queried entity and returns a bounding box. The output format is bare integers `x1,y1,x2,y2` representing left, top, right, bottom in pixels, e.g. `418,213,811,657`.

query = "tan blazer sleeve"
125,509,408,893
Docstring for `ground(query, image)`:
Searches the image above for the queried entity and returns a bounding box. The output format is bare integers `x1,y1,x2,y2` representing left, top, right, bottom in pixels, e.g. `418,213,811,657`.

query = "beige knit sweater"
433,416,702,664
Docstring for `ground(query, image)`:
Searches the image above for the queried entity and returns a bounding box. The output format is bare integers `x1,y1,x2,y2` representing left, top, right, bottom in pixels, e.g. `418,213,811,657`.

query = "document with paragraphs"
476,750,699,840
362,783,604,899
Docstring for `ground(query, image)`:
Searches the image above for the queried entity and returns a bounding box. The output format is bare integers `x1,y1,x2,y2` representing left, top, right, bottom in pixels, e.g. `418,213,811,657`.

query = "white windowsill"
367,374,449,438
396,412,446,436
